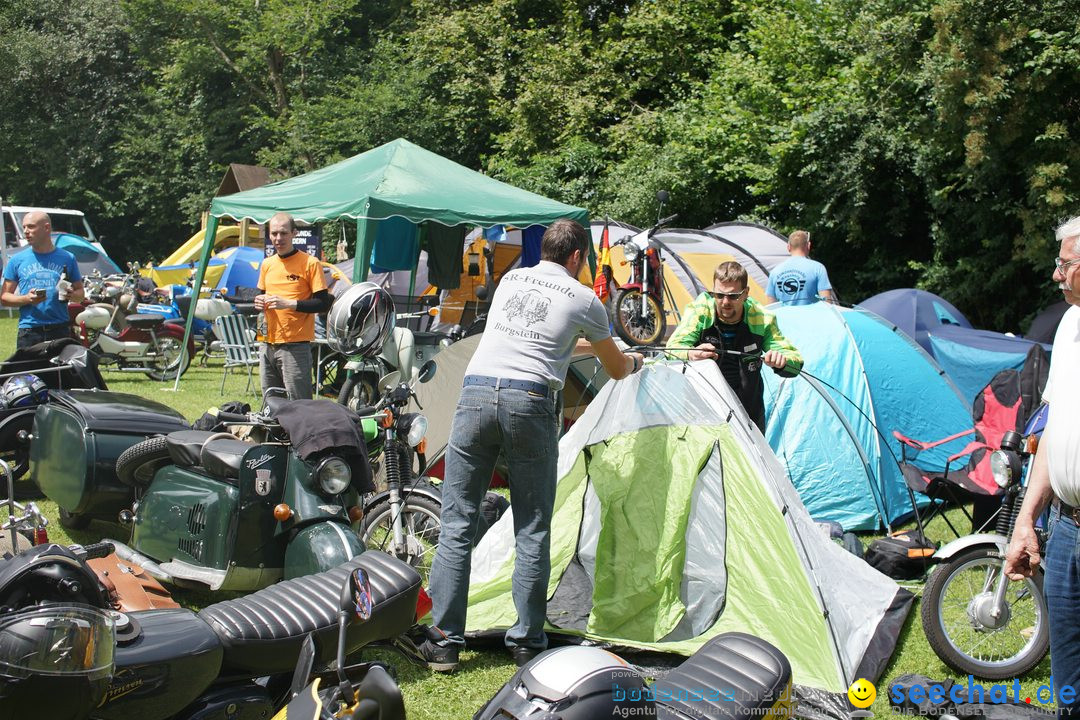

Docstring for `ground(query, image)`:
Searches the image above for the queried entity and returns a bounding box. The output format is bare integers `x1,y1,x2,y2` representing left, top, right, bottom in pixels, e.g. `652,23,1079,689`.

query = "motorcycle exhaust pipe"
102,537,174,585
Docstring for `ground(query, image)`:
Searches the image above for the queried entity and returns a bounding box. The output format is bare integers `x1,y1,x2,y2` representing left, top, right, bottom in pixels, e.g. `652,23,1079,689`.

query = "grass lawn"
0,313,1055,718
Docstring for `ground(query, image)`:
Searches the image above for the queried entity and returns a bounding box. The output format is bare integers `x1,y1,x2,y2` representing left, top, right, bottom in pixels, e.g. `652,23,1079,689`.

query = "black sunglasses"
708,290,746,301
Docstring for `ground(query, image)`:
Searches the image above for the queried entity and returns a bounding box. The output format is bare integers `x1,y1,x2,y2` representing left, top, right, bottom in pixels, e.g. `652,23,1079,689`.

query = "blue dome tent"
762,303,973,531
150,245,264,294
858,288,971,352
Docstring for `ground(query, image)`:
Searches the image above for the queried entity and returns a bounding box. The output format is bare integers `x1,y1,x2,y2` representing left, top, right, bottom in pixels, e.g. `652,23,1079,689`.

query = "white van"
2,205,98,248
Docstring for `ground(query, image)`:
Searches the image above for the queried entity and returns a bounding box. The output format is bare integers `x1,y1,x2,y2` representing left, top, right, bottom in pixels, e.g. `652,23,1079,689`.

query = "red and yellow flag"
593,220,613,301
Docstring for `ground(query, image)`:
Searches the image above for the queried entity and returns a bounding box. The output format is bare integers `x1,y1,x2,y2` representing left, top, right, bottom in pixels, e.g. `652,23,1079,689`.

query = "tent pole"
171,214,219,391
353,218,375,283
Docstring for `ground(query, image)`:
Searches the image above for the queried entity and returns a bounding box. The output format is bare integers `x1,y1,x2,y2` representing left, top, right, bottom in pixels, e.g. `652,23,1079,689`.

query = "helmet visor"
0,606,114,679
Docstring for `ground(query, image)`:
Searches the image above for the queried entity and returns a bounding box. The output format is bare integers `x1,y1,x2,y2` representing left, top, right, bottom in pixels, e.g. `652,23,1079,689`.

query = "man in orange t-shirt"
255,212,330,399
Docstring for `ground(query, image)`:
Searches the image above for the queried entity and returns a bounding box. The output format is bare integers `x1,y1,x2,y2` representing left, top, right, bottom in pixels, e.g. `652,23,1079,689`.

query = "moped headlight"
316,457,352,495
404,414,428,448
623,243,640,262
989,449,1020,488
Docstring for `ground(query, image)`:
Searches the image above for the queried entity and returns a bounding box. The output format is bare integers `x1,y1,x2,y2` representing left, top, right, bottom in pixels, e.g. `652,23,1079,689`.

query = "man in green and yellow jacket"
669,261,803,432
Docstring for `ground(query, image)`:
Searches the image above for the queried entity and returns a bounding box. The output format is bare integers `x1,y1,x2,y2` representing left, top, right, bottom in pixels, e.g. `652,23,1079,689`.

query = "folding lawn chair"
213,314,259,394
894,345,1048,539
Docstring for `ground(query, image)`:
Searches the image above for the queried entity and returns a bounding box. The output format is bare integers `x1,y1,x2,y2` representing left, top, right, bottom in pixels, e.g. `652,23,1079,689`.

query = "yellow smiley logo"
847,678,876,709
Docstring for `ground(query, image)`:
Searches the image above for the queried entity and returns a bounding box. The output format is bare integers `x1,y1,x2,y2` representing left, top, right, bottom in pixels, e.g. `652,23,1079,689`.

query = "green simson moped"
104,394,377,592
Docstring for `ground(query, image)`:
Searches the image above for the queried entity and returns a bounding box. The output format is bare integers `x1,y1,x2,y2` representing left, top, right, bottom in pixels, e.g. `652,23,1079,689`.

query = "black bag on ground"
865,529,937,579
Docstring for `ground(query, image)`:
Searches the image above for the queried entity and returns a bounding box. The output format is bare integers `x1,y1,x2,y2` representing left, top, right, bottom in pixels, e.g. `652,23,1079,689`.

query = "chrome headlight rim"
989,449,1019,489
315,456,352,495
401,413,428,448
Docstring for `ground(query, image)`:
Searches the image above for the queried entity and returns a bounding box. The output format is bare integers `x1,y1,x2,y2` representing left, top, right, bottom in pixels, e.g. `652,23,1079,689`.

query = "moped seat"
125,313,166,328
200,437,251,479
653,632,792,719
198,551,421,675
166,430,223,468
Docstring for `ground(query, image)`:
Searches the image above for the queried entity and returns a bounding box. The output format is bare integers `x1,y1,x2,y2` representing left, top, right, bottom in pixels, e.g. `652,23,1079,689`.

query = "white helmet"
326,282,395,357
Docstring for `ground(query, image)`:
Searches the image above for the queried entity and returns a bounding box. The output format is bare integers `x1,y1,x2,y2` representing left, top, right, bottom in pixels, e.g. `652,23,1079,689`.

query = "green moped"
106,395,378,592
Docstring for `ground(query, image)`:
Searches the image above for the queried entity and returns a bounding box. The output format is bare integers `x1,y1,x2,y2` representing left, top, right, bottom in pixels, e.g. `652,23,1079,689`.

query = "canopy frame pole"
172,214,220,391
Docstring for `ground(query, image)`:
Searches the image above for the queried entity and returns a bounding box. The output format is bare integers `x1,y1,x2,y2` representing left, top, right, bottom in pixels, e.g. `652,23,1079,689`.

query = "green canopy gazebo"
176,138,589,387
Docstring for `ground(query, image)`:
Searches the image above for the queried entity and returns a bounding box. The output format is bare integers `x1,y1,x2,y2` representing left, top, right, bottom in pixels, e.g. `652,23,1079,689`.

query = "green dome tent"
465,361,912,714
176,138,589,387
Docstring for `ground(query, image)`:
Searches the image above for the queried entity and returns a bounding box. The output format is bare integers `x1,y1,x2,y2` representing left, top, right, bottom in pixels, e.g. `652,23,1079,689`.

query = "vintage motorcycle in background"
608,192,678,347
70,270,195,381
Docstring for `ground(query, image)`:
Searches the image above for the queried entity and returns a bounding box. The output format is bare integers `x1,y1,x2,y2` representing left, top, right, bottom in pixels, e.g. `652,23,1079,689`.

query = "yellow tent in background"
143,225,264,288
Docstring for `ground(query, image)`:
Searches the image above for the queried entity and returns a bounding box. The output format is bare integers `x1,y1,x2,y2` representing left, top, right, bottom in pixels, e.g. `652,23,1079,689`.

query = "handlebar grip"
81,542,115,560
215,411,251,423
657,213,678,227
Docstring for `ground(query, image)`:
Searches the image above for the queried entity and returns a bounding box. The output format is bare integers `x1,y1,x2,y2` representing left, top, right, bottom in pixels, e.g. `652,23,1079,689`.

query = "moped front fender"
933,532,1009,563
283,520,364,580
362,481,442,514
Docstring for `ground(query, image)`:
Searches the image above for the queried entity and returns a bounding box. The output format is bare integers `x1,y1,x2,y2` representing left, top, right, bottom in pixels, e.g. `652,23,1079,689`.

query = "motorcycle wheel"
921,545,1049,679
115,435,172,489
58,506,91,530
611,288,666,347
360,495,441,584
338,373,380,412
144,335,191,381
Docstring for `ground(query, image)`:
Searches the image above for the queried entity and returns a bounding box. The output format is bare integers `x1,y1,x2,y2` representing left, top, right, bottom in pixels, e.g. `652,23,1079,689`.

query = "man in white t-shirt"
418,219,644,673
1006,214,1080,715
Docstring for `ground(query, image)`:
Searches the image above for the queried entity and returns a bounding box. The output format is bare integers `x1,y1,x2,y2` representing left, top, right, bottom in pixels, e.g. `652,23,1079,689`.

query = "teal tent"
762,303,973,531
176,139,589,387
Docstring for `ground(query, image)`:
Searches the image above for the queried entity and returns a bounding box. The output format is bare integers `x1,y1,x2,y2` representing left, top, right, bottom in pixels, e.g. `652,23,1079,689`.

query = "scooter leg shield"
284,521,365,580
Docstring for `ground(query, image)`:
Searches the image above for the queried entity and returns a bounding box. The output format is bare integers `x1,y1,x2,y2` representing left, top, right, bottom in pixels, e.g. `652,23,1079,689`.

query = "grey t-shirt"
466,260,610,390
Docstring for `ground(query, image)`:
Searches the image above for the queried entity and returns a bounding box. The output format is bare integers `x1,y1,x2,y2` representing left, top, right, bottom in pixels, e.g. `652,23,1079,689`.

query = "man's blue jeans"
427,383,559,650
1044,504,1080,716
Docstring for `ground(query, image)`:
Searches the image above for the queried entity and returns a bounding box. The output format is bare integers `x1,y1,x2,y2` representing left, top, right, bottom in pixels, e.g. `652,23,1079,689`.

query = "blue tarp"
762,303,973,531
859,288,1050,404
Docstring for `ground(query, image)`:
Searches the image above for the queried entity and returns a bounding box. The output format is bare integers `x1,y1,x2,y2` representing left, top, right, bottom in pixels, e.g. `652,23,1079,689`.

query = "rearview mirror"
417,360,436,384
350,567,373,621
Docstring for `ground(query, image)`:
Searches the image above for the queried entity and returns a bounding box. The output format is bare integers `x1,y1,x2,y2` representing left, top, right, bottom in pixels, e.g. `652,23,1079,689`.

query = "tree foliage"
0,0,1076,329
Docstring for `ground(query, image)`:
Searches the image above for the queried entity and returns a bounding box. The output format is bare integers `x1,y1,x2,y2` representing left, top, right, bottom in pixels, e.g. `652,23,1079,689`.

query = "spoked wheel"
921,546,1049,679
145,335,191,381
338,373,380,411
360,496,441,584
611,288,666,347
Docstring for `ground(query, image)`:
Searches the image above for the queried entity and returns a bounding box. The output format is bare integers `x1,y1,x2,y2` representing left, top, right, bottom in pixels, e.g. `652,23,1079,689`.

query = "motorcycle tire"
115,435,172,489
144,334,192,382
360,495,441,584
338,373,380,412
58,506,91,530
921,545,1049,679
611,288,666,347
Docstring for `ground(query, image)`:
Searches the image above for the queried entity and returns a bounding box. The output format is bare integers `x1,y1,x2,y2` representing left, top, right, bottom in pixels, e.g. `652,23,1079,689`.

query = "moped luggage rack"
0,362,77,382
0,458,47,552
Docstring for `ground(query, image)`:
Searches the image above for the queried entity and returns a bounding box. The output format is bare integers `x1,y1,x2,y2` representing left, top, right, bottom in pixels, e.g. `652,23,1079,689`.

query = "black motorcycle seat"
201,437,251,479
125,313,166,328
653,632,792,719
166,430,224,468
198,551,421,676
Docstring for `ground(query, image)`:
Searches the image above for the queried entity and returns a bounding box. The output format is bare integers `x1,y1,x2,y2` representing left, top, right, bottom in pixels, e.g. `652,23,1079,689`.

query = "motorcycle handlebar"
215,411,252,424
78,541,115,560
655,213,678,228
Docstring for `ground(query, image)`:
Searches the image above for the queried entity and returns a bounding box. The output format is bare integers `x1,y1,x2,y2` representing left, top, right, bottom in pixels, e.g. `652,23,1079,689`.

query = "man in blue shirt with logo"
765,230,834,306
1,211,84,349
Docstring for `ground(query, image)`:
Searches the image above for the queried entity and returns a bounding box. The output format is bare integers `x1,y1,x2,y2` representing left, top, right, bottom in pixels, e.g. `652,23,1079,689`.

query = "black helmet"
326,282,395,356
0,605,115,720
475,646,655,719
